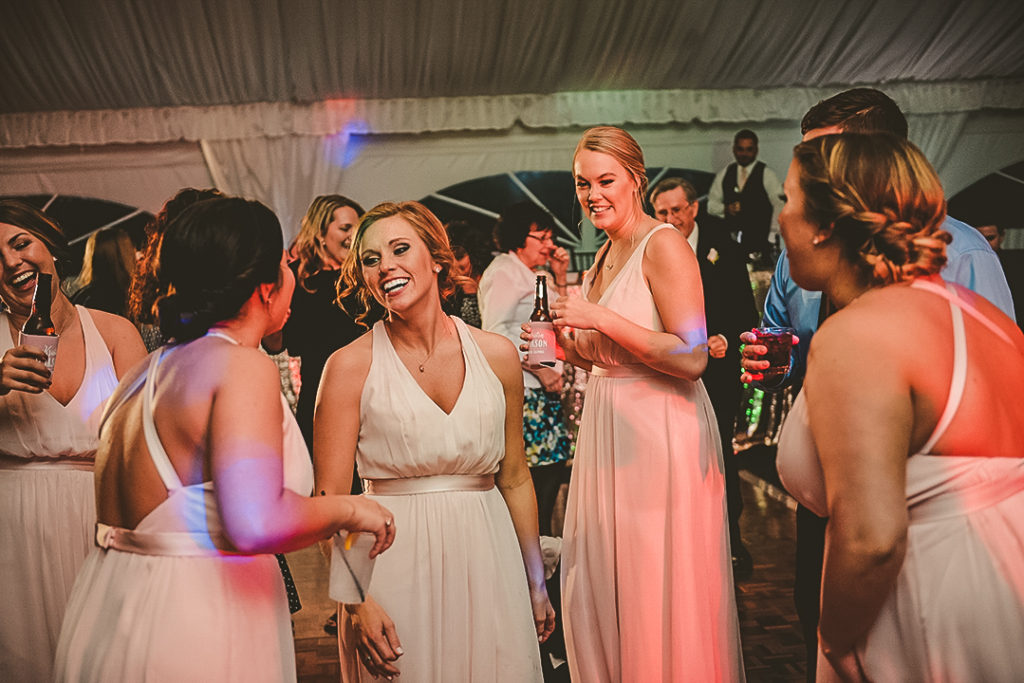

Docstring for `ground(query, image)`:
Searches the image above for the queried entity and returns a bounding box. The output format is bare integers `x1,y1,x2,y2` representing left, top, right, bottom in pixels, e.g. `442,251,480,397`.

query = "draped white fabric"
3,81,1023,149
2,0,1022,115
202,134,352,240
1,0,1022,240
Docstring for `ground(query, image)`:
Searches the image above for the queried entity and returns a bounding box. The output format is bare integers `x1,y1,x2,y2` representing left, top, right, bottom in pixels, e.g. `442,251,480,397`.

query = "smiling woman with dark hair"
52,197,395,682
0,199,147,683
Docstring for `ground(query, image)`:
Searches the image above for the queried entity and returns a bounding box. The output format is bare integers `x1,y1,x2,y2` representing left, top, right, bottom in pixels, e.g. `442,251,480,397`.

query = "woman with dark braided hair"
53,197,395,682
776,134,1024,682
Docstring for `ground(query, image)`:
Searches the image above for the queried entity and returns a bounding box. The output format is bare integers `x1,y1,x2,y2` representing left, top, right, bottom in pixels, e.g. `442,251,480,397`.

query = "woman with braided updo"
776,134,1024,682
53,197,395,682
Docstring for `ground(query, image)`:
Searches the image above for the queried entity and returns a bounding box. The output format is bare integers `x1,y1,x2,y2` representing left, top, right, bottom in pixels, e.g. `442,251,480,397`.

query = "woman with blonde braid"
776,133,1024,681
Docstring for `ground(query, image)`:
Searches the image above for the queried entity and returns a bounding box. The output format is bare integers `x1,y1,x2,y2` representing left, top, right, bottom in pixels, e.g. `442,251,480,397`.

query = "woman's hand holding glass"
344,496,397,559
739,328,799,388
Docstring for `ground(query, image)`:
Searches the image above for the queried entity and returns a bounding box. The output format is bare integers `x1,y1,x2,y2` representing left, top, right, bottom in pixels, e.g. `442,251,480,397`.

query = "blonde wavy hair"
793,133,950,285
291,194,364,291
340,201,462,327
573,126,648,210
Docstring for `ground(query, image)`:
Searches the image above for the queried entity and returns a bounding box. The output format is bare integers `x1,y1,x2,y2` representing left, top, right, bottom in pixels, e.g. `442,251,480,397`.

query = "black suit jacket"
694,216,759,436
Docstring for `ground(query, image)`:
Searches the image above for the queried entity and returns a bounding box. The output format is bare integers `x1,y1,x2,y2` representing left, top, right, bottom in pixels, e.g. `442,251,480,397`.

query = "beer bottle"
19,272,59,371
527,275,556,368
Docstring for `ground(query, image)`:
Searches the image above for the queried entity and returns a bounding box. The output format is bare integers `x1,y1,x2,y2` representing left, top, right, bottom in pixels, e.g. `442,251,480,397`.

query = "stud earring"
811,236,822,246
433,265,441,273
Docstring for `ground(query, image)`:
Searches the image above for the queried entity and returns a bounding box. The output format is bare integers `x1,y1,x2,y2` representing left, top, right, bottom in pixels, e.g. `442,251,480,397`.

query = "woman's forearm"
595,309,707,380
498,473,548,591
819,525,906,657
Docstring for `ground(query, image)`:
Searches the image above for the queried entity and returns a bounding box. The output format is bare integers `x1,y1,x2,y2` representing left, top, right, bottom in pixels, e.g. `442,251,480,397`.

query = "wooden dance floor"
290,448,807,681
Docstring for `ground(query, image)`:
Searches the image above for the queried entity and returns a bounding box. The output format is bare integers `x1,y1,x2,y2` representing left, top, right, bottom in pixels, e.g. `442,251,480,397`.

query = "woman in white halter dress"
316,201,553,682
51,197,395,682
774,134,1024,681
0,199,146,683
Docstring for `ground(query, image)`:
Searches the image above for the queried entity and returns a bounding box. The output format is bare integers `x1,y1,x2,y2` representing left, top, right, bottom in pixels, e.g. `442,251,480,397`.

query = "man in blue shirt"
744,87,1015,680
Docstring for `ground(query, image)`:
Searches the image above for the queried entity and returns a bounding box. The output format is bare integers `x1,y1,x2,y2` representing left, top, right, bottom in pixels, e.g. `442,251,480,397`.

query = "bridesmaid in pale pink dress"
776,133,1024,681
539,127,744,682
53,197,395,682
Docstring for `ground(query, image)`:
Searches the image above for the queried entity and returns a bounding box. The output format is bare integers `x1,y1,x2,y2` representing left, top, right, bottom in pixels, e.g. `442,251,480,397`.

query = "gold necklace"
393,319,452,373
602,225,641,272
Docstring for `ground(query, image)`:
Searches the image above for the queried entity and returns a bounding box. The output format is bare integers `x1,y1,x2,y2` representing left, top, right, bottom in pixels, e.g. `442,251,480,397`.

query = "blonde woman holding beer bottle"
0,200,147,683
316,201,554,681
478,201,572,537
541,127,744,681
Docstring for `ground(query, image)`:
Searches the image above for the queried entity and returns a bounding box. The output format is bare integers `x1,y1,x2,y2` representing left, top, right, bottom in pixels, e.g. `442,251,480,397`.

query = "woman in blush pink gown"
776,133,1024,682
545,127,743,682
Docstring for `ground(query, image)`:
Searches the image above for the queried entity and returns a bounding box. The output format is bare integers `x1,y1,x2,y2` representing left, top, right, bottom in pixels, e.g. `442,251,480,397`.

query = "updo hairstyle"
793,133,949,285
341,201,461,326
129,187,223,324
292,194,365,290
153,197,283,342
0,199,72,280
573,126,649,208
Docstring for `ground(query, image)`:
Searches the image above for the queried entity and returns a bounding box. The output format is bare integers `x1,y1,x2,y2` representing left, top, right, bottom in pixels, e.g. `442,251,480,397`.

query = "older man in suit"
651,177,759,578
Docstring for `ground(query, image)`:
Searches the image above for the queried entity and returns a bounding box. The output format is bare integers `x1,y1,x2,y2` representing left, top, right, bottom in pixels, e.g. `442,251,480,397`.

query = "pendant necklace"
396,319,451,373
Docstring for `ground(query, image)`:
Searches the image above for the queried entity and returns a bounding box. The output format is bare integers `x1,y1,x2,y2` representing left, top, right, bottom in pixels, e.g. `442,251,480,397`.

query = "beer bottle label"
528,322,556,368
19,332,59,372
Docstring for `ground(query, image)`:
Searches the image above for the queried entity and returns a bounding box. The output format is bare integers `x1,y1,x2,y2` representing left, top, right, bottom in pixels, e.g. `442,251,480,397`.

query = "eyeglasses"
526,232,554,244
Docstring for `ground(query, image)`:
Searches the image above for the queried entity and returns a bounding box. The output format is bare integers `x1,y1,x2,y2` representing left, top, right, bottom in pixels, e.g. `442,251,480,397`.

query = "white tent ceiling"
1,0,1023,241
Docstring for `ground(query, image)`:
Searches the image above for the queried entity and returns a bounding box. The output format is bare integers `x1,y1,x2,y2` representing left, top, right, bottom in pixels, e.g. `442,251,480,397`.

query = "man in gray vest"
708,129,784,260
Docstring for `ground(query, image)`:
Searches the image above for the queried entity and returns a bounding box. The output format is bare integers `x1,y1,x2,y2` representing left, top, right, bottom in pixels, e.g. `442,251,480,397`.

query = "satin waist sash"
0,454,93,471
95,522,237,557
362,473,495,496
590,363,660,379
909,465,1024,524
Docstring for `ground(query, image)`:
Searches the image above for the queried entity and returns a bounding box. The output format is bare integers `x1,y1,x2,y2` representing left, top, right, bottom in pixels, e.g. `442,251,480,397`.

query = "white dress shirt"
478,252,561,390
706,160,784,239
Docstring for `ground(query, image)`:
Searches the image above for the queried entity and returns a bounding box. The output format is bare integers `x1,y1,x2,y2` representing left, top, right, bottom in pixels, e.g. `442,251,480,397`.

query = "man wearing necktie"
708,129,785,261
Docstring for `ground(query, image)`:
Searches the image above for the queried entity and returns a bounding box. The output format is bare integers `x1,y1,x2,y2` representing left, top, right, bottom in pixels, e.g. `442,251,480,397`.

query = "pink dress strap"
911,279,1018,455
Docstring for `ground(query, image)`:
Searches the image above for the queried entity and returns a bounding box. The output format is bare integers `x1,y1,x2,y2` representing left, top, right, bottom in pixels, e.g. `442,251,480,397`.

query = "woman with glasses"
478,202,572,537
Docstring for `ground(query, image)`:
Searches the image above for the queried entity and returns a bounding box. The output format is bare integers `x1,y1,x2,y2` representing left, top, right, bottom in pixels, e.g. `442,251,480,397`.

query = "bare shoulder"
85,308,145,350
643,223,697,274
468,325,519,363
467,326,521,383
645,222,689,255
83,307,147,375
322,328,373,384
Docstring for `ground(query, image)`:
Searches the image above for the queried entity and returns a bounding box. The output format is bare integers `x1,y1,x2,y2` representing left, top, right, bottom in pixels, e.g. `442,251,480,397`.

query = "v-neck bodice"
0,306,117,461
355,316,506,479
575,224,672,369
